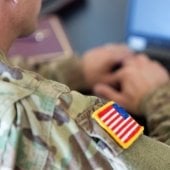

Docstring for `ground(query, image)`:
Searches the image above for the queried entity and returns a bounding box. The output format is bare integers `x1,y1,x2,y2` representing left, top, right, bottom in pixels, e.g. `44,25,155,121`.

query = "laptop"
126,0,170,69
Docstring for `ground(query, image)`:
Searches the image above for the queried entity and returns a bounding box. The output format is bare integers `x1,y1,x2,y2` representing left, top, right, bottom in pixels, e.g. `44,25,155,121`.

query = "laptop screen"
127,0,170,52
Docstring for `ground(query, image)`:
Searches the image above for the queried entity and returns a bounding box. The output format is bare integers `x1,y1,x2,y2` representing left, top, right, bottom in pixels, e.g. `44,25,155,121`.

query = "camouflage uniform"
0,53,169,169
139,83,170,145
10,53,170,144
10,54,86,90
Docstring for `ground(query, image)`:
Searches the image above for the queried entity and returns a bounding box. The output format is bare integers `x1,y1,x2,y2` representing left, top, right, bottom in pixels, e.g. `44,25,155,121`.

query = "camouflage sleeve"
1,54,170,169
1,78,170,169
67,91,170,170
9,53,87,90
139,82,170,145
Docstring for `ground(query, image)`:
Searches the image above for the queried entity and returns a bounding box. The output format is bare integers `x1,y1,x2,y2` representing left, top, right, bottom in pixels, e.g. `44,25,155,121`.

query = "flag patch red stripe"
124,126,141,143
98,105,113,118
118,121,137,139
102,109,117,123
114,117,132,134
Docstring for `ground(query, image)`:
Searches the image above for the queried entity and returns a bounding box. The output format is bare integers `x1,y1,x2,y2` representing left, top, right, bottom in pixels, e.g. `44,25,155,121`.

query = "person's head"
0,0,42,37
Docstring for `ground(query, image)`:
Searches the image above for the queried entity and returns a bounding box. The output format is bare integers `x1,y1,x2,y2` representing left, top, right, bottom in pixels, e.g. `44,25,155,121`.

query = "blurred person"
10,44,134,90
11,41,170,144
12,43,170,145
94,54,170,144
0,0,170,170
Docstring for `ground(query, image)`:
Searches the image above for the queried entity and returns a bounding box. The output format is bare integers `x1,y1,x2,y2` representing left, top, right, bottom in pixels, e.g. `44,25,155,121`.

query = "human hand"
82,44,134,88
94,54,169,113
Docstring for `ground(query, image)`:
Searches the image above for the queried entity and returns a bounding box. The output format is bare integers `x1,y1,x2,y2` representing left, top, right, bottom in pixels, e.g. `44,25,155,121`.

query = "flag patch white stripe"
104,112,119,125
114,117,131,133
117,120,135,137
121,124,139,142
101,108,115,121
109,116,123,129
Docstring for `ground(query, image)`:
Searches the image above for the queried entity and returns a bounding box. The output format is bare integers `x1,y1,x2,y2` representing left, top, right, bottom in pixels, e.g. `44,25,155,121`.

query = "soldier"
0,0,170,170
11,44,135,91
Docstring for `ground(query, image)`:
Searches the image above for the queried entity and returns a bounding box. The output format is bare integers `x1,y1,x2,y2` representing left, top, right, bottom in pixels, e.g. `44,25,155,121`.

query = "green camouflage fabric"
10,54,170,143
139,83,170,145
10,54,86,91
1,53,170,169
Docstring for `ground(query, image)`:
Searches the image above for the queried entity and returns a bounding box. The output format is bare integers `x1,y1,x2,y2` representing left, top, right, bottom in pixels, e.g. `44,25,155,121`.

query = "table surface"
59,0,128,54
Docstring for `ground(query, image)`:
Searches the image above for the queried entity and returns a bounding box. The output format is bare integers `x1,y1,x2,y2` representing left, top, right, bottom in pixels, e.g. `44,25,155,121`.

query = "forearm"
139,82,170,145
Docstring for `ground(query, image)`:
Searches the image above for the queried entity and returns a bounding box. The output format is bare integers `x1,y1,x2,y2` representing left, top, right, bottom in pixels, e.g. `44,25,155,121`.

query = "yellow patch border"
92,101,144,149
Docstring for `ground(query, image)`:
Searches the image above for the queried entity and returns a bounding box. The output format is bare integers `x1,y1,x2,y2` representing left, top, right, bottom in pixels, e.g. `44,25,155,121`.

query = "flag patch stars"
92,101,144,149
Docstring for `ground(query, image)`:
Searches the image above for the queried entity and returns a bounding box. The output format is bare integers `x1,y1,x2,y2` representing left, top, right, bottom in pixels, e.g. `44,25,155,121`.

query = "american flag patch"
92,101,144,149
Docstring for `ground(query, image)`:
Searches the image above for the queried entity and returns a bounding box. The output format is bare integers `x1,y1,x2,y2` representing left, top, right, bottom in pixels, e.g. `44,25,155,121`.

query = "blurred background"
9,0,128,62
9,0,170,69
48,0,128,54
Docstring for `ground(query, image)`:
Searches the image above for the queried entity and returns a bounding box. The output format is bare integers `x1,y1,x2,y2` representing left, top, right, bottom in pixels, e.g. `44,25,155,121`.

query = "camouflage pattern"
10,54,86,90
139,83,170,145
1,53,170,169
10,54,170,144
